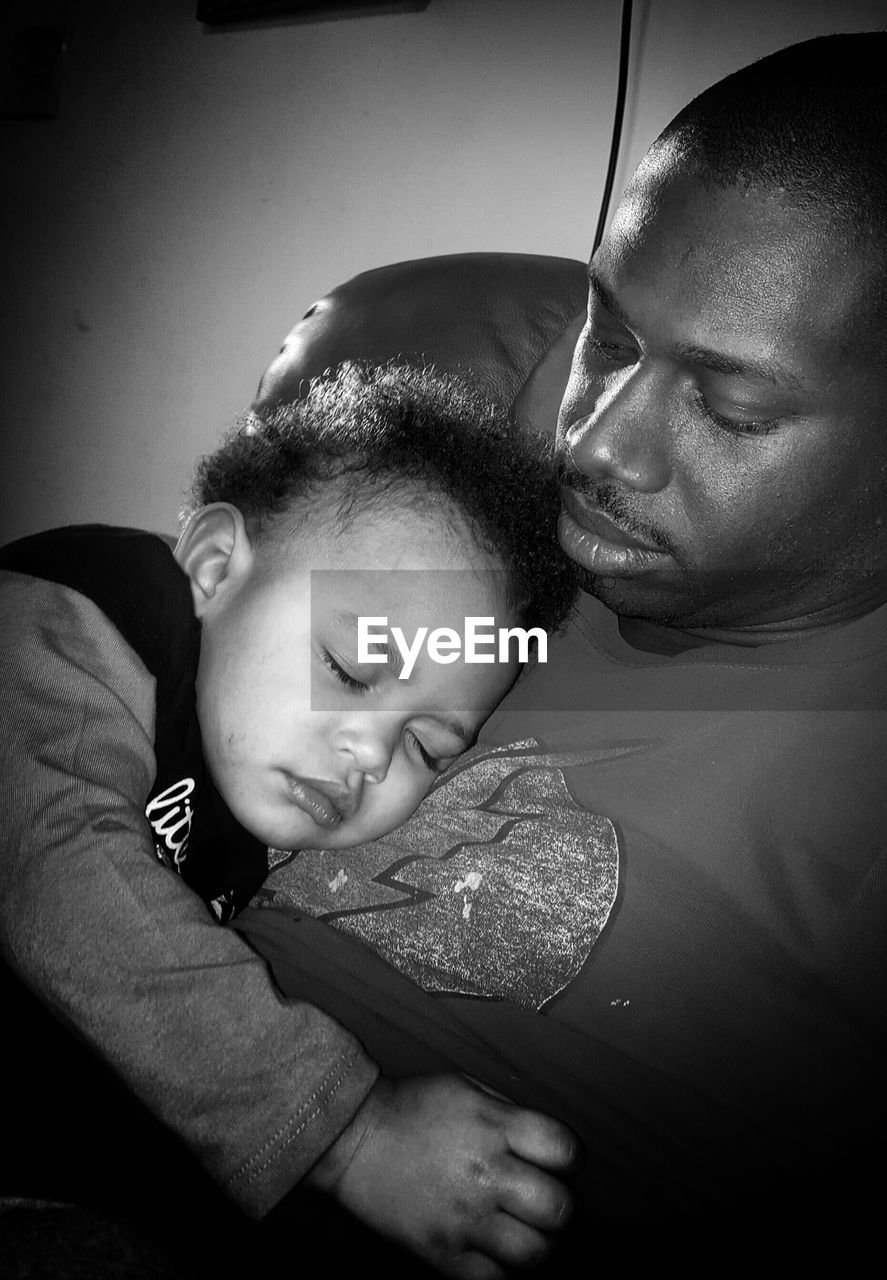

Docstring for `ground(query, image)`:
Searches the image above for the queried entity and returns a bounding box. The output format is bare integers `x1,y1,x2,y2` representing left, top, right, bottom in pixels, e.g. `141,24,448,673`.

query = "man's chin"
577,566,732,628
576,566,685,623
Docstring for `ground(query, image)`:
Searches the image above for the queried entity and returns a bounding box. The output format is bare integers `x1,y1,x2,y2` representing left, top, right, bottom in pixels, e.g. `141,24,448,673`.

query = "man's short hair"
654,32,886,268
186,360,578,634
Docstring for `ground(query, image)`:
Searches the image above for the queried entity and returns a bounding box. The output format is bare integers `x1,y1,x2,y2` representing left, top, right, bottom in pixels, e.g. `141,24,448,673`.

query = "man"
239,28,887,1265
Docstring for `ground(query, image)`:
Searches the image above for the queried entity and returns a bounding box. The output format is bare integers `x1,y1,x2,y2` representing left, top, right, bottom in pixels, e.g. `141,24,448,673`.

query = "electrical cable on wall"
592,0,634,253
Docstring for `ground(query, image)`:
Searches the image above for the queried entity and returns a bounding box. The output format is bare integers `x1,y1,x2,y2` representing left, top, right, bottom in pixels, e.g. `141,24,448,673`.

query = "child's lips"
283,775,349,827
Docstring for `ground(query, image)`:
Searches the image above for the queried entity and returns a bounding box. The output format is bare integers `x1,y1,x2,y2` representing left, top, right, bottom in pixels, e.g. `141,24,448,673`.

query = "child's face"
186,501,521,851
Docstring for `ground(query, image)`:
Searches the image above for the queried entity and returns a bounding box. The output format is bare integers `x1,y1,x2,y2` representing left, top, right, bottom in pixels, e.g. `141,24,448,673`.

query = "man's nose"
564,361,671,492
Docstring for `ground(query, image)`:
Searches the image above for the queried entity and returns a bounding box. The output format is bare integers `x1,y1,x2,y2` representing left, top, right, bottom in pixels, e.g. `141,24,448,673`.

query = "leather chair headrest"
253,252,587,419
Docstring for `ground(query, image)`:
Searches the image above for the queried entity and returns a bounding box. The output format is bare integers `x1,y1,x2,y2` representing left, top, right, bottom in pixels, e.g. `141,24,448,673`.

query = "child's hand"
305,1073,580,1277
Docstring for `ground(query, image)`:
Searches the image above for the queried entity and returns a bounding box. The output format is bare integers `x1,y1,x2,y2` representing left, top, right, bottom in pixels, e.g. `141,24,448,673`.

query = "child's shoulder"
0,524,176,591
1,525,194,731
1,525,195,688
0,565,158,803
0,564,152,692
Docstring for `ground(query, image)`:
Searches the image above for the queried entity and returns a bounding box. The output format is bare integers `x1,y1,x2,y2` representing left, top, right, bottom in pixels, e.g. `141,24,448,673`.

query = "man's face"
556,161,887,630
193,503,519,851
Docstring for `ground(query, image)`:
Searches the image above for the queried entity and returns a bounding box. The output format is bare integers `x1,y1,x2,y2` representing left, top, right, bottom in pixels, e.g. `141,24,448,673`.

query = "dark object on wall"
1,26,66,120
196,0,430,26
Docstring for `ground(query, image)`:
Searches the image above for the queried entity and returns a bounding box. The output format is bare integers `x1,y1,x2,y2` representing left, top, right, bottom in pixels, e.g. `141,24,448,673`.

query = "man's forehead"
608,163,820,261
597,168,878,362
586,265,804,394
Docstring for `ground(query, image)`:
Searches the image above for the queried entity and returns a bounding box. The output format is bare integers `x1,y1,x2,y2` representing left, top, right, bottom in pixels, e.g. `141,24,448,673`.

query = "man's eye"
587,334,636,365
693,389,780,436
321,648,369,694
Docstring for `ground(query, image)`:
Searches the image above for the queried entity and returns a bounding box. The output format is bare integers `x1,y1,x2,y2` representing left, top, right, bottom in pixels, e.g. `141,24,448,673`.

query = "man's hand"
305,1073,580,1278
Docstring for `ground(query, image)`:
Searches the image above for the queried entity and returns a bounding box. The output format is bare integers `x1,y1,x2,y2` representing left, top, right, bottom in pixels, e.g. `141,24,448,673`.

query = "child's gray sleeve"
0,571,379,1217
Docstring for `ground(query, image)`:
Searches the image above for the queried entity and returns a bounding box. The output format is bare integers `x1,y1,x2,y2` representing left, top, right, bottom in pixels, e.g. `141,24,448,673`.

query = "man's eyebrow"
671,343,803,391
588,266,802,391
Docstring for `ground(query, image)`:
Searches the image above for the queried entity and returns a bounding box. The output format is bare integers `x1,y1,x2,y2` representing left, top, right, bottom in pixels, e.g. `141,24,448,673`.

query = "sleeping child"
0,361,579,1275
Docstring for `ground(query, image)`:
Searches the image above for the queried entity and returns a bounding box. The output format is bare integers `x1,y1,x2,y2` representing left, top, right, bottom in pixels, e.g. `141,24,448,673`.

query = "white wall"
1,0,884,541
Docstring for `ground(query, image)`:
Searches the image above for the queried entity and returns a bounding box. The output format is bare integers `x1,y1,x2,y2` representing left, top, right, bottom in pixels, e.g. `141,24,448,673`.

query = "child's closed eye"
320,647,369,694
406,729,448,774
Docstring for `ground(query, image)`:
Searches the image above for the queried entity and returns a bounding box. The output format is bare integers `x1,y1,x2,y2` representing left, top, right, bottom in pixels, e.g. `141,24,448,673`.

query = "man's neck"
617,587,887,655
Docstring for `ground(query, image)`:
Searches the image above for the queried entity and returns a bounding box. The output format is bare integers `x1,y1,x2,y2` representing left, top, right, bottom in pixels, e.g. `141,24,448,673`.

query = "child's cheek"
354,768,431,844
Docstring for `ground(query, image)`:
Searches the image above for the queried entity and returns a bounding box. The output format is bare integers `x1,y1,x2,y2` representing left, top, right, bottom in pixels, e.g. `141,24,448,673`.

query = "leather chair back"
253,253,587,426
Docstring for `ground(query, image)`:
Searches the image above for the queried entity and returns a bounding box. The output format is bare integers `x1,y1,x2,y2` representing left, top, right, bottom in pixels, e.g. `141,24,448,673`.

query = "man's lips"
561,488,661,550
558,487,673,575
282,775,351,827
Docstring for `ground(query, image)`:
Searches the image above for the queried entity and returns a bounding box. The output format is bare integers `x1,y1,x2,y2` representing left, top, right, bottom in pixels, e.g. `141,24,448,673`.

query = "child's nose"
338,720,398,784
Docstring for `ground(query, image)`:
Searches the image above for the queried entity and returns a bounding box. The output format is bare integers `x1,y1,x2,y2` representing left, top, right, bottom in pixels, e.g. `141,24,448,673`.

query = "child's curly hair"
185,361,578,633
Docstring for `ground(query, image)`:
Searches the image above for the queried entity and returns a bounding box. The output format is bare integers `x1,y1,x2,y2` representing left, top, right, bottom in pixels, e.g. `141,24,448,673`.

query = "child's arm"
0,572,377,1214
306,1074,579,1277
1,572,577,1273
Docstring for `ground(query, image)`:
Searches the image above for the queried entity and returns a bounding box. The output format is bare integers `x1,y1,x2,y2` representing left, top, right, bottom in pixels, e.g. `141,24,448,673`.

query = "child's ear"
174,504,254,618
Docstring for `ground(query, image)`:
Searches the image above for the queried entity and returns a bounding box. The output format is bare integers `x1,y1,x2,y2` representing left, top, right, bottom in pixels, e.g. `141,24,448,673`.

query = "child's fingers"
496,1158,576,1232
471,1212,555,1272
442,1251,506,1280
503,1105,583,1173
442,1217,552,1279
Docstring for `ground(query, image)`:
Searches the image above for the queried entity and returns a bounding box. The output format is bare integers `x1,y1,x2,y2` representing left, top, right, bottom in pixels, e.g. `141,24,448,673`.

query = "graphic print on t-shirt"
145,778,242,923
145,776,196,867
256,740,619,1010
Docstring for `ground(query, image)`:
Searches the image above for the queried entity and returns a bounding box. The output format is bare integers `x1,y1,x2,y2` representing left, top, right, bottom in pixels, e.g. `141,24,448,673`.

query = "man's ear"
174,504,255,618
